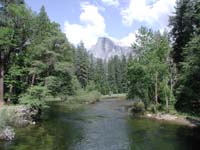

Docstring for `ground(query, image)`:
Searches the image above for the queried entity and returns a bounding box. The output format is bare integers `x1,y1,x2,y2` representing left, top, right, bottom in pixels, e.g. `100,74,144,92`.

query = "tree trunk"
0,65,4,106
31,74,36,86
155,72,158,106
166,78,170,112
165,96,169,112
7,85,13,104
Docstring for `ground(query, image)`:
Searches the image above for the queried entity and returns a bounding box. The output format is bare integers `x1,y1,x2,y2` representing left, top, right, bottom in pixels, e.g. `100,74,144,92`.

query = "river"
0,99,200,150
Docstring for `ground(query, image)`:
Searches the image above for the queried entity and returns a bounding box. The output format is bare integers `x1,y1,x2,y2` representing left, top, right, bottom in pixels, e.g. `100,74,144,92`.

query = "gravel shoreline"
144,113,200,127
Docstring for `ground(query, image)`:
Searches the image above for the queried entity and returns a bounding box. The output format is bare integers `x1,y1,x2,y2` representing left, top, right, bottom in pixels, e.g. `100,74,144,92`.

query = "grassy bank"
101,93,126,100
66,90,101,105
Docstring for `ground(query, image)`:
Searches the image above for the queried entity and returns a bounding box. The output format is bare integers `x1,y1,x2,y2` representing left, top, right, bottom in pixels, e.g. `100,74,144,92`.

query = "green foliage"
3,0,199,120
0,2,76,106
45,76,61,96
170,0,200,116
68,90,101,104
19,86,51,109
86,81,96,92
129,101,145,115
73,43,128,95
175,36,200,115
0,107,16,130
127,27,174,111
127,62,149,101
75,42,89,88
169,0,199,64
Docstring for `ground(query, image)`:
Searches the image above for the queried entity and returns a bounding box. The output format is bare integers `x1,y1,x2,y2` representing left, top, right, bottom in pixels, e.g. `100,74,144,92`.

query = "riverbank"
144,113,200,127
0,91,100,141
0,105,38,141
101,93,126,100
123,101,200,127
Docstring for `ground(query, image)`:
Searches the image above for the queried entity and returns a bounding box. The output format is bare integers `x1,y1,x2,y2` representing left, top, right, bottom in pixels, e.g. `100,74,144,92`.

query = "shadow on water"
127,117,200,150
0,100,200,150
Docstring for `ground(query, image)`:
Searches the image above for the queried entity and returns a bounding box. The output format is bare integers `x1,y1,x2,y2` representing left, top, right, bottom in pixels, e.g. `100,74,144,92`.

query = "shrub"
130,101,145,114
19,85,51,109
0,107,16,131
68,90,101,104
149,103,162,113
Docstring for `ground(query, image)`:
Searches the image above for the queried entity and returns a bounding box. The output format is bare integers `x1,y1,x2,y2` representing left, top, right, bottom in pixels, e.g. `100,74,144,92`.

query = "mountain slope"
89,37,133,60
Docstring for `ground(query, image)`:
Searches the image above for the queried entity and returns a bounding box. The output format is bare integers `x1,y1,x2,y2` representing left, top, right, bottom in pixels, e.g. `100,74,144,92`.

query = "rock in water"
0,126,15,141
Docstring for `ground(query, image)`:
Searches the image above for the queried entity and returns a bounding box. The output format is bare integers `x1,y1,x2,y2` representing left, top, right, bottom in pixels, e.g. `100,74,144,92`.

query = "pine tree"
170,0,200,115
169,0,199,65
75,42,89,88
121,55,128,93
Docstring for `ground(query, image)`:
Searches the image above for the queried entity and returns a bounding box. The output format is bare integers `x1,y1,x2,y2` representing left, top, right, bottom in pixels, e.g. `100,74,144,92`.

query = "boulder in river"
0,126,15,141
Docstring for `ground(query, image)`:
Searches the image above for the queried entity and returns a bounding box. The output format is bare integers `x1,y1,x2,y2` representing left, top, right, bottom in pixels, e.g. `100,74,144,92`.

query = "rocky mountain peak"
89,37,133,60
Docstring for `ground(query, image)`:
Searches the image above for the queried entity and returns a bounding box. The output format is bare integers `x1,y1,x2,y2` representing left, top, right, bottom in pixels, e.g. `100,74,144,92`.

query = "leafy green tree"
0,2,75,108
175,36,200,115
128,27,173,111
19,85,50,109
0,0,33,104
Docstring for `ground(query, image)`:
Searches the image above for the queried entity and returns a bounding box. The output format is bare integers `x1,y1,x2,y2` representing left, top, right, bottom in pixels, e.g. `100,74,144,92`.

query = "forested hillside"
74,42,129,95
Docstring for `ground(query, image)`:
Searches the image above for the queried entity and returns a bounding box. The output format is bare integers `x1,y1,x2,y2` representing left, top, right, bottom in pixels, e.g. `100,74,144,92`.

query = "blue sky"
26,0,176,48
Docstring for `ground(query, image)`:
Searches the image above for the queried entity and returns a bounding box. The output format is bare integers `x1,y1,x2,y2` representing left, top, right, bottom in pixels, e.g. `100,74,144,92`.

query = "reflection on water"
0,100,200,150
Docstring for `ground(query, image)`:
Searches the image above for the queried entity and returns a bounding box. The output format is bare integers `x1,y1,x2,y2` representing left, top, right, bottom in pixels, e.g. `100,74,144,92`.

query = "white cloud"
121,0,176,27
101,0,119,6
64,0,175,49
106,31,137,47
119,32,137,46
110,31,137,47
64,3,106,48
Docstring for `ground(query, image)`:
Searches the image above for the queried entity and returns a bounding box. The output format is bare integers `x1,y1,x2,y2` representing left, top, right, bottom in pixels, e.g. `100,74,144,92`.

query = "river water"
0,99,200,150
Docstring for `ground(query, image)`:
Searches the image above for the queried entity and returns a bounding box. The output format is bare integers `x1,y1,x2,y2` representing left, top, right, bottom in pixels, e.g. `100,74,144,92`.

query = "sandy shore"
144,113,200,127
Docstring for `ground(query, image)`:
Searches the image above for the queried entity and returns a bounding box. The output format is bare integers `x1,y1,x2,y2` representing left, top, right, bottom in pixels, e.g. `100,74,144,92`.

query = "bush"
0,107,16,131
130,101,145,115
149,103,162,113
19,85,51,109
67,90,101,104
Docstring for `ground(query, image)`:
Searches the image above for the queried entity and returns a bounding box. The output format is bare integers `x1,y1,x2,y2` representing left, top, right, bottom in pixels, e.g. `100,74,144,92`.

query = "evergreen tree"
175,36,200,115
121,55,128,93
169,0,200,65
75,42,89,88
170,0,200,115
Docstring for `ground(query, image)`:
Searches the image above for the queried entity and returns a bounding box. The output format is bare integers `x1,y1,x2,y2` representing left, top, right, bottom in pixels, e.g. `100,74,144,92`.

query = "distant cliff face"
89,37,133,60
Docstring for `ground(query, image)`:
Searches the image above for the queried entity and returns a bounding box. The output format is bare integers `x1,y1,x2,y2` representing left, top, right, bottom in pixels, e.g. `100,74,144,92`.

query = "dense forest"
0,0,200,117
0,0,129,109
127,0,200,116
